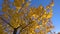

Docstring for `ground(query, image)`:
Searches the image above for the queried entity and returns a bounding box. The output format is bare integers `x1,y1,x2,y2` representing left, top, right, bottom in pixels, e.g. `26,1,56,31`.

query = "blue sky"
0,0,60,33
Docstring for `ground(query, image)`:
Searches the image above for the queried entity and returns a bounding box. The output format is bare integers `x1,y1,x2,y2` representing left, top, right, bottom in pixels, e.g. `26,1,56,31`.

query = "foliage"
0,0,54,34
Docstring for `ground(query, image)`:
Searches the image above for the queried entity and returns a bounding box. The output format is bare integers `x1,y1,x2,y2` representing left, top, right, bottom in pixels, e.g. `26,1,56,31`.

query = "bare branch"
0,16,14,28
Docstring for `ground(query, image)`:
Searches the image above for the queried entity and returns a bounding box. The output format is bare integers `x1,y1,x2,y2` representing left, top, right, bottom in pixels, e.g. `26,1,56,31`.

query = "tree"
0,0,54,34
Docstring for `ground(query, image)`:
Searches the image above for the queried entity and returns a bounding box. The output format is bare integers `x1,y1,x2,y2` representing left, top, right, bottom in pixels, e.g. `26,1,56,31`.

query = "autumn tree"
0,0,54,34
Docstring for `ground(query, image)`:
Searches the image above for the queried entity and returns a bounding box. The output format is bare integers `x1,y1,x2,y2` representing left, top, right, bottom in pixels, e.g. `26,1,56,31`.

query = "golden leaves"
24,2,30,7
13,0,25,8
50,0,54,7
10,14,21,28
46,0,54,10
38,5,43,10
0,24,8,34
28,10,34,17
46,10,53,19
1,0,54,34
2,1,9,12
2,6,9,12
3,14,9,19
8,9,14,15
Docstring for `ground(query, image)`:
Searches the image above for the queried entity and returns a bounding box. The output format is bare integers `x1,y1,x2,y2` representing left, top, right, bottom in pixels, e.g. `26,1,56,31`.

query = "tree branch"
0,16,14,28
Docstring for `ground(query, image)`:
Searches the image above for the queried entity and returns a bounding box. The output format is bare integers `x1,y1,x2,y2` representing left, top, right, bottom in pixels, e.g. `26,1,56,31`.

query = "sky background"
0,0,60,33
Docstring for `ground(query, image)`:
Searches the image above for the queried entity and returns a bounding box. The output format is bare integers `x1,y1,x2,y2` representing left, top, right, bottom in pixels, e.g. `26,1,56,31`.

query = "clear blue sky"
0,0,60,33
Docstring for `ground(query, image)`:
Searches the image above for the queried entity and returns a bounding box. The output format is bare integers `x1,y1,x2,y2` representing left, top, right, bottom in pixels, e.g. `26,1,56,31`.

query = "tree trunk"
13,28,17,34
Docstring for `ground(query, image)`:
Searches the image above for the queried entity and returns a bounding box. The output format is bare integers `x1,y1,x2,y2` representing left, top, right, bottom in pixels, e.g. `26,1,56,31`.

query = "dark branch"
13,28,17,34
0,16,14,28
20,20,33,33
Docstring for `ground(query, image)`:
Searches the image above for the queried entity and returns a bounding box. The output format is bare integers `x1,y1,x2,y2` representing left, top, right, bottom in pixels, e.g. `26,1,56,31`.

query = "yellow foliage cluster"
0,0,54,34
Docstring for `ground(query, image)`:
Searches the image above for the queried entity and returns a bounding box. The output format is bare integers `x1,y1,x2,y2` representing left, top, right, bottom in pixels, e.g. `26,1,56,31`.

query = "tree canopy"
0,0,54,34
